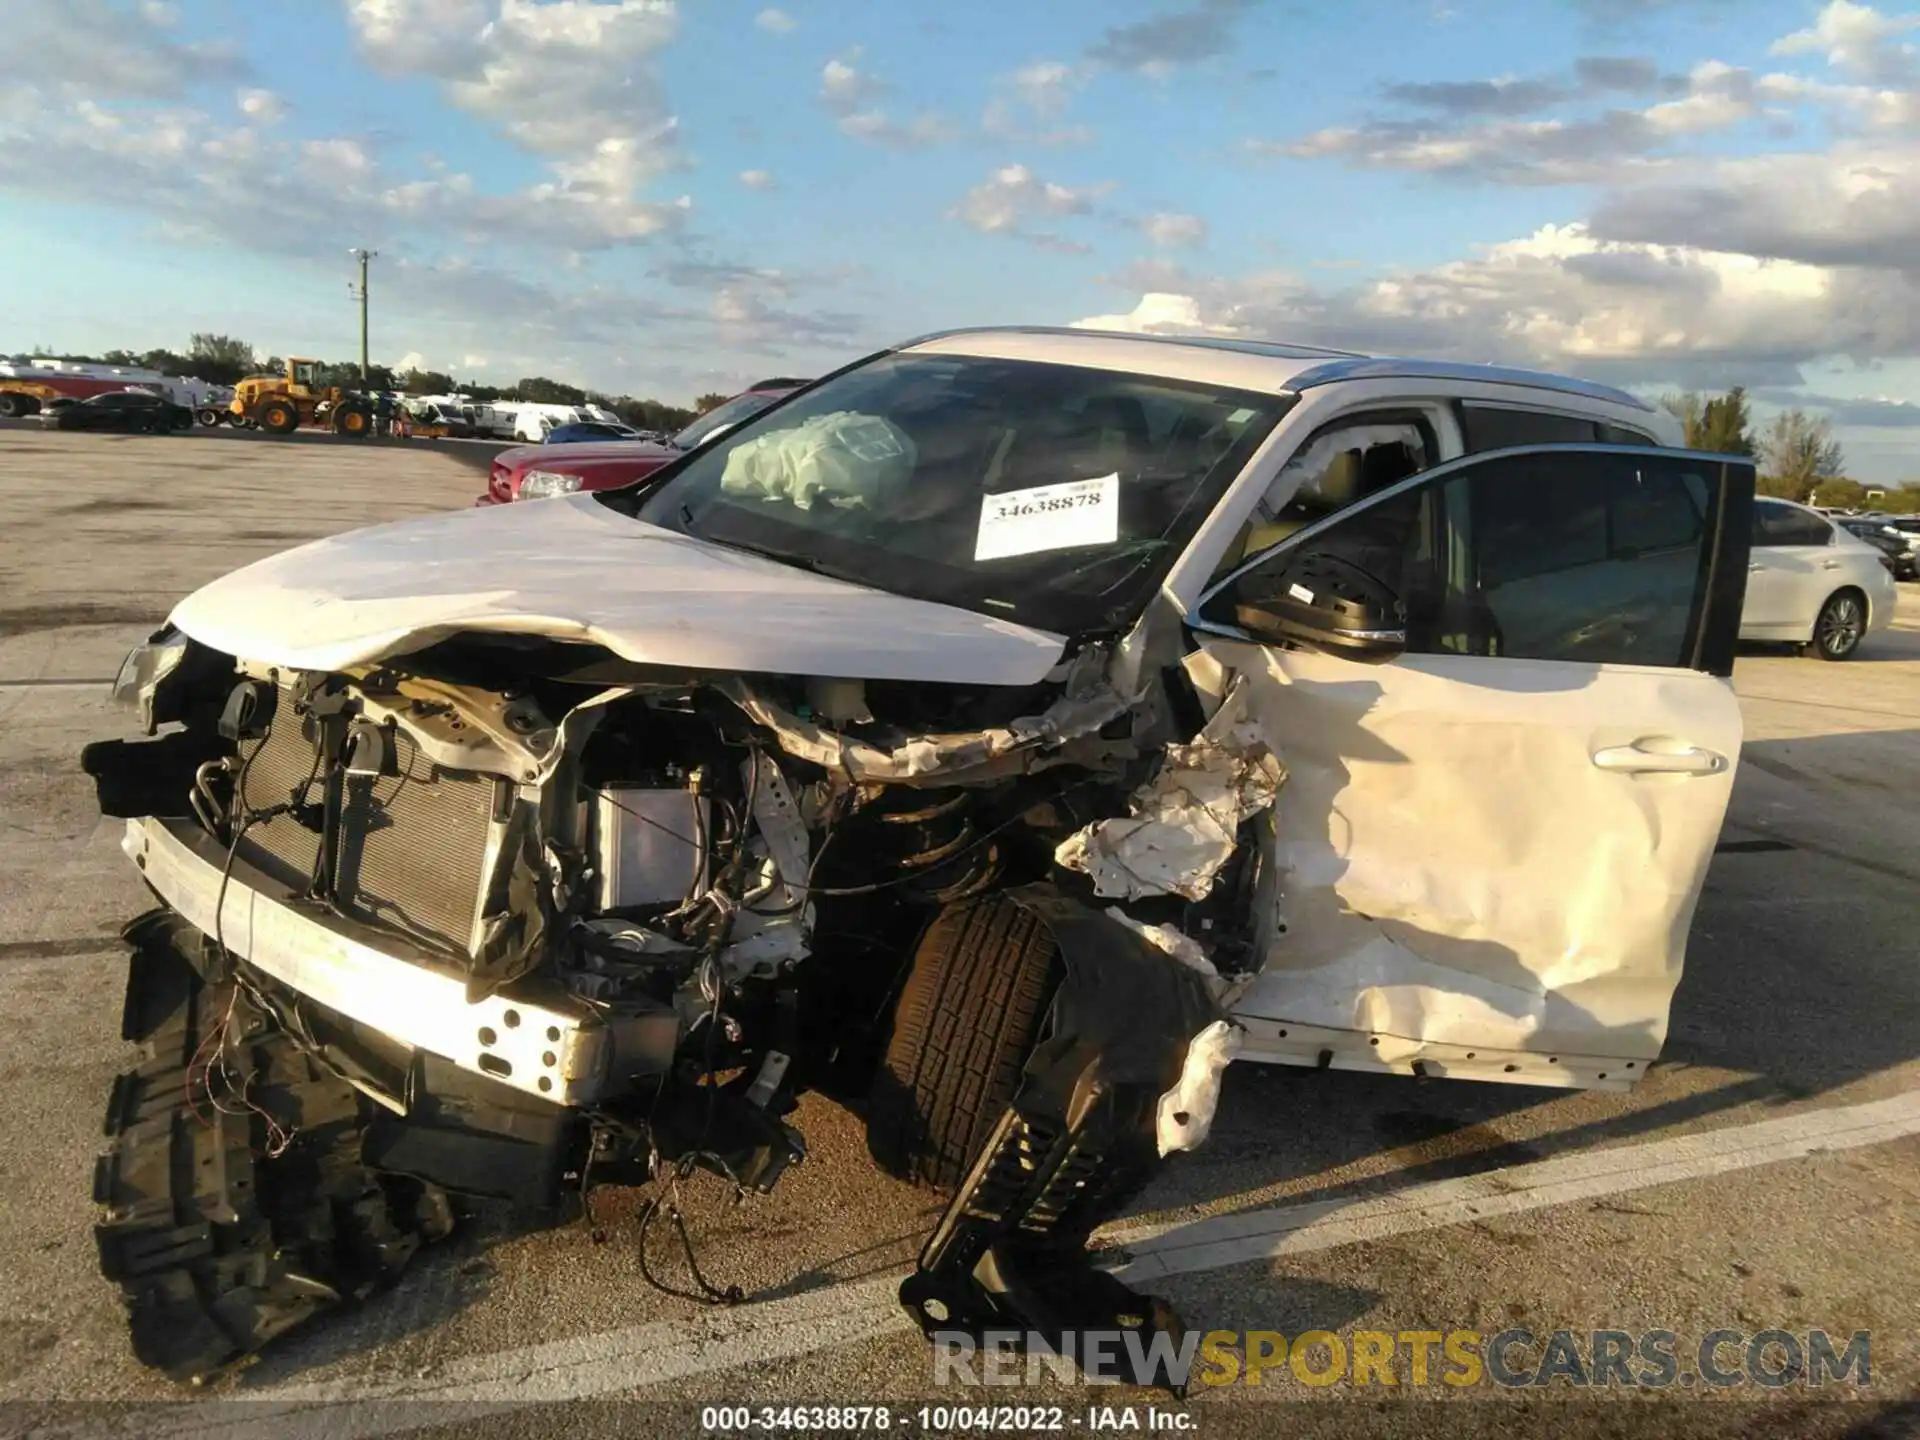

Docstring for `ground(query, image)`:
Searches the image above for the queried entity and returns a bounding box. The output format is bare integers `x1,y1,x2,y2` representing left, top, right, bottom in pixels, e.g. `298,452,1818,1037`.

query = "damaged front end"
85,625,1274,1384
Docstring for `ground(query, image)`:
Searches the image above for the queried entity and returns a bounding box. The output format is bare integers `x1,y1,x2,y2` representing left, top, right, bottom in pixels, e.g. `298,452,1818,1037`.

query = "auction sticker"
974,475,1119,561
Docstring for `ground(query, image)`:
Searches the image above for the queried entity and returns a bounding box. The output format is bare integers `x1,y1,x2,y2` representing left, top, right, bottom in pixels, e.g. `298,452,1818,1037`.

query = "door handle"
1592,743,1728,776
1821,559,1842,570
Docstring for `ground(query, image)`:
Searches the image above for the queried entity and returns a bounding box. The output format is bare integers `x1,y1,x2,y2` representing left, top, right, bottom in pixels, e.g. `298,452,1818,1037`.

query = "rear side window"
1752,499,1832,547
1461,405,1598,452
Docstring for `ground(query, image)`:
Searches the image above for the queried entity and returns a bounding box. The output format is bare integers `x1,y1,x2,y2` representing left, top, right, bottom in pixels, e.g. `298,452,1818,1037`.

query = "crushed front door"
1191,444,1755,1090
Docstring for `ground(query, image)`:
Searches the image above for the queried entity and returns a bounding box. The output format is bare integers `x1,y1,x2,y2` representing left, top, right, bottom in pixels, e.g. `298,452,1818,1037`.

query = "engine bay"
84,627,1277,1386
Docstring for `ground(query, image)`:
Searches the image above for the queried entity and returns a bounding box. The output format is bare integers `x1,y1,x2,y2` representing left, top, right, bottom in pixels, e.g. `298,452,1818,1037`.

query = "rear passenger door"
1742,499,1837,638
1190,445,1754,1089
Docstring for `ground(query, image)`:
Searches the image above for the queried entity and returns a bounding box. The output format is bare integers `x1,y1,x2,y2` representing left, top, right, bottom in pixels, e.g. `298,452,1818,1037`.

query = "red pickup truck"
478,384,804,505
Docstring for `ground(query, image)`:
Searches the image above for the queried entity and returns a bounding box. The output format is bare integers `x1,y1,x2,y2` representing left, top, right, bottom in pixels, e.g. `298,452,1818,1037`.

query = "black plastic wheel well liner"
899,882,1223,1390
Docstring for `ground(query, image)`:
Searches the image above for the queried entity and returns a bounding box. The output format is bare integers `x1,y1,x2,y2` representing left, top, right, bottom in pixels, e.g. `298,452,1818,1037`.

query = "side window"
1460,404,1598,452
1752,500,1831,547
1597,423,1657,447
1212,412,1436,578
1207,451,1721,669
1453,453,1713,666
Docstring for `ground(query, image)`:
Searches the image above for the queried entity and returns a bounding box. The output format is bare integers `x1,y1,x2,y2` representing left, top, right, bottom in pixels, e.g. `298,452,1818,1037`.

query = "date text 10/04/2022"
700,1406,1193,1431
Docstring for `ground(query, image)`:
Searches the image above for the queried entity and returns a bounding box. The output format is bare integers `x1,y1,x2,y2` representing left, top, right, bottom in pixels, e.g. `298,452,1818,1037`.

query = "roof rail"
1284,356,1655,413
895,325,1369,361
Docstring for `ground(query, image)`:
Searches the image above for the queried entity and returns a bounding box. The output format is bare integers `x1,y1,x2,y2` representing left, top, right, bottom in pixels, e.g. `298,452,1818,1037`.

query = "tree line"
1661,387,1918,512
12,334,709,433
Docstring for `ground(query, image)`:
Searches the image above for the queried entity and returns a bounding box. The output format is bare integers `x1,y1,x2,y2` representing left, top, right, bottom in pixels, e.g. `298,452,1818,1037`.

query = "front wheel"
258,400,300,435
1807,589,1867,661
867,893,1060,1191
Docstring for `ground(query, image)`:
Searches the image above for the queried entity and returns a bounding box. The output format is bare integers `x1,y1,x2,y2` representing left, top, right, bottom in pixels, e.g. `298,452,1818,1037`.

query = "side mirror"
1203,551,1406,664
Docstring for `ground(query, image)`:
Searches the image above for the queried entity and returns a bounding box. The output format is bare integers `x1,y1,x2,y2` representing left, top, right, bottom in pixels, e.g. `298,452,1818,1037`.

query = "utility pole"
348,248,378,382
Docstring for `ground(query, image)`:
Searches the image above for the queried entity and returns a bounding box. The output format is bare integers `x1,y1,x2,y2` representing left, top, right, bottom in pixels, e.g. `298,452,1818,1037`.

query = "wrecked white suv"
86,327,1757,1384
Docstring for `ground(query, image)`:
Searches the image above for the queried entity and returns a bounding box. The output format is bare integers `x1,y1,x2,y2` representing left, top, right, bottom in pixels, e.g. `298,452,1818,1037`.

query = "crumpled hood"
169,493,1068,684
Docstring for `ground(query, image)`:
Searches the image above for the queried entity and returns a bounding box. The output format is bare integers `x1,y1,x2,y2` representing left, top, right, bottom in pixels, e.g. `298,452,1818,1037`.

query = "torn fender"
1055,674,1285,901
899,885,1224,1390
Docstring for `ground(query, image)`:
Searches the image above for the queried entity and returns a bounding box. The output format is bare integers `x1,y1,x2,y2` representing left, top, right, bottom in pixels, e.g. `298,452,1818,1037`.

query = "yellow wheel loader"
229,359,374,437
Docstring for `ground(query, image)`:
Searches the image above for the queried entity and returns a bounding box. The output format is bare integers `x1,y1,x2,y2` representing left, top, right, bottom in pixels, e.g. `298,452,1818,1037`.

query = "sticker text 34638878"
974,474,1120,562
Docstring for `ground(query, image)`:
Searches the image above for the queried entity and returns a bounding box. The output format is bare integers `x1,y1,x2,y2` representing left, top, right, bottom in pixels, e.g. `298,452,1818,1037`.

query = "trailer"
0,358,221,418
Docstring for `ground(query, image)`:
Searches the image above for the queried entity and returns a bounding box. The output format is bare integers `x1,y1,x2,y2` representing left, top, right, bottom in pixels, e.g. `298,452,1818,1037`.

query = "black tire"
1807,588,1867,661
196,408,222,428
258,400,300,435
0,393,32,419
95,914,446,1383
867,893,1060,1191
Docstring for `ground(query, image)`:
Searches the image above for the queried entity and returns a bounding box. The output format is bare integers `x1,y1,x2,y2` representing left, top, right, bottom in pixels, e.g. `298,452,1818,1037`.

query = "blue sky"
5,0,1920,477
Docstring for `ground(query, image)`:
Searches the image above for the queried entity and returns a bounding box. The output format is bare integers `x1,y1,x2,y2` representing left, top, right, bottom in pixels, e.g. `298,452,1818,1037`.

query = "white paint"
973,475,1119,561
1741,500,1898,643
1155,1019,1242,1156
167,495,1066,686
1218,646,1745,1075
129,1090,1920,1437
1109,1088,1920,1282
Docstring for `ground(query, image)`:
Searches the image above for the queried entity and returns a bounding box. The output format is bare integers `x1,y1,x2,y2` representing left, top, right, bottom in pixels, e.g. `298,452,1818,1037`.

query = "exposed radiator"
235,708,503,954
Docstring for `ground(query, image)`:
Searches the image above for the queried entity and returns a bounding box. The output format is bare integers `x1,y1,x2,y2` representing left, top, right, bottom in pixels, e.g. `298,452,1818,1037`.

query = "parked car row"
34,390,196,433
1834,514,1920,580
478,381,807,504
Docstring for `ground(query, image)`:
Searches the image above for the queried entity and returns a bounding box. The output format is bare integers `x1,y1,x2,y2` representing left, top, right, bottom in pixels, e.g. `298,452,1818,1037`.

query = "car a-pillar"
876,883,1223,1391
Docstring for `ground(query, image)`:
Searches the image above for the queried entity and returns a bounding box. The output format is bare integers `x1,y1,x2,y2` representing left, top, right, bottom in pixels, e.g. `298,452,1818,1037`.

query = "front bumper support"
122,817,668,1107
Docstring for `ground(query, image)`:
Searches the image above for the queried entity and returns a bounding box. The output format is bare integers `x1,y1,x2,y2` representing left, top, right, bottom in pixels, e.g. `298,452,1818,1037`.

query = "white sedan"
1743,497,1899,659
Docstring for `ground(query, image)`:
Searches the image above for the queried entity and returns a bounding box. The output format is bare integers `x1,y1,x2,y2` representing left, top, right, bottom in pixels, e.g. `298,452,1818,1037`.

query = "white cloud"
237,88,286,124
1077,221,1920,395
949,163,1106,251
1141,211,1206,248
754,6,797,33
1009,60,1078,118
982,59,1094,144
397,351,428,372
1073,293,1236,334
1772,0,1920,82
820,51,883,109
344,0,685,242
461,353,489,369
819,49,955,148
1266,59,1773,184
0,0,244,97
1588,144,1920,272
1086,0,1251,78
738,168,775,189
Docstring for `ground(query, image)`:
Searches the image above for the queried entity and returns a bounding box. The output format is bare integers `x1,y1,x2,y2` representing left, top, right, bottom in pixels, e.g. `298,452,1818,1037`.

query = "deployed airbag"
719,411,916,510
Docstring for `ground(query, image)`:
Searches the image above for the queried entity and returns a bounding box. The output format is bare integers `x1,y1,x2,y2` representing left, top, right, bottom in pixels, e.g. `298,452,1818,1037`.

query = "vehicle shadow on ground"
1741,623,1920,662
1117,719,1920,1236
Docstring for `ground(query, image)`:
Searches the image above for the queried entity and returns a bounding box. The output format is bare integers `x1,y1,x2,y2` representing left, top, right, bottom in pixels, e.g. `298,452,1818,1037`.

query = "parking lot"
2,427,1917,1435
